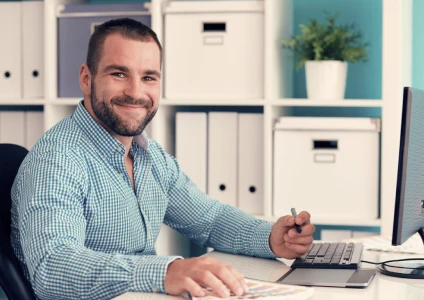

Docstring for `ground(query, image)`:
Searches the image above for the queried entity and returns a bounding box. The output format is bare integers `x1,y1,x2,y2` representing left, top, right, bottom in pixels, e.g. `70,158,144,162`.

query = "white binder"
0,3,22,98
22,1,44,98
25,111,44,150
238,114,264,214
0,112,26,147
208,112,238,206
175,112,207,192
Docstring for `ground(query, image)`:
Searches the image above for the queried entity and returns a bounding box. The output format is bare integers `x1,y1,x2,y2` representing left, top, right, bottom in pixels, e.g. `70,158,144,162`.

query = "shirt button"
152,285,158,293
147,232,151,239
117,146,122,152
119,173,124,177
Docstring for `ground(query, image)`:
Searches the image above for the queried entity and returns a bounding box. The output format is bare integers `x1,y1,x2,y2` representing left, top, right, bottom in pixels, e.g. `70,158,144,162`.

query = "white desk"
114,250,424,300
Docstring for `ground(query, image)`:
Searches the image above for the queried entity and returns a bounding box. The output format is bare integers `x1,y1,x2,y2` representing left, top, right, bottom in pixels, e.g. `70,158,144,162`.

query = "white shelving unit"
0,0,412,255
148,0,411,238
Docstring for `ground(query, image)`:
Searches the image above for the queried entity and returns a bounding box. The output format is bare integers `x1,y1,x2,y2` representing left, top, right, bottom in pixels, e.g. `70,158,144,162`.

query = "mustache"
111,95,153,109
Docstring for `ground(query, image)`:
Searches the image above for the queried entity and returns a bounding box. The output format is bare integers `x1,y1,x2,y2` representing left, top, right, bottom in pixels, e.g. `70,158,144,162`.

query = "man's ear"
79,64,92,96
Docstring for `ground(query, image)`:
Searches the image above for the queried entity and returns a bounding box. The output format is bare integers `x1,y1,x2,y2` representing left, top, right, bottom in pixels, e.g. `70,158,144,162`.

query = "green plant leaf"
281,11,369,70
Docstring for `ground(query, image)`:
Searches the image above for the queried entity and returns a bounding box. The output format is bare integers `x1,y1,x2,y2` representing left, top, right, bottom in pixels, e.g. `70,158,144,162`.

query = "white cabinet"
164,1,264,99
273,117,380,220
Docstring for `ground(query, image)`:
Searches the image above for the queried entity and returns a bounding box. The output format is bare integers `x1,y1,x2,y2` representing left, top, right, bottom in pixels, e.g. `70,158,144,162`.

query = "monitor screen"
392,87,424,246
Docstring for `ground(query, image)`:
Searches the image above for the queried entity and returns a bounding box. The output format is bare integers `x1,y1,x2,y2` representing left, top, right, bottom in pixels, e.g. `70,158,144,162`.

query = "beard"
90,81,157,137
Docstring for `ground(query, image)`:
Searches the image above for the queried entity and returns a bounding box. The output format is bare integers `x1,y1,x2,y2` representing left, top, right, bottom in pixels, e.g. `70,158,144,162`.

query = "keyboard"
291,242,364,269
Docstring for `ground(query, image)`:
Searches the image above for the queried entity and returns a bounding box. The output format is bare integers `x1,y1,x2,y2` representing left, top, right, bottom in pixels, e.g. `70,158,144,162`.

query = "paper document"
191,279,313,300
343,233,424,254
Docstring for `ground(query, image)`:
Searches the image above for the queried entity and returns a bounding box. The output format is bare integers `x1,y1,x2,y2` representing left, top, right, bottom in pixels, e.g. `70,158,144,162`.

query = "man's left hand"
269,211,315,259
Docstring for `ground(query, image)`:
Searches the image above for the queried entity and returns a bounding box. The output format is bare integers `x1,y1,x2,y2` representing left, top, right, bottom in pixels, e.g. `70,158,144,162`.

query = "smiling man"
11,19,315,300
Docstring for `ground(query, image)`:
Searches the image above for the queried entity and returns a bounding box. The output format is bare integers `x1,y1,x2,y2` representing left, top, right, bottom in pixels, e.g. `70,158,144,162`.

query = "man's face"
90,34,161,136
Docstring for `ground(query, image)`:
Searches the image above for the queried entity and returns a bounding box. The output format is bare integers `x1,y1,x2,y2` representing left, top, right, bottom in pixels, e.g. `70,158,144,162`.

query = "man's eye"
143,76,154,81
112,72,125,78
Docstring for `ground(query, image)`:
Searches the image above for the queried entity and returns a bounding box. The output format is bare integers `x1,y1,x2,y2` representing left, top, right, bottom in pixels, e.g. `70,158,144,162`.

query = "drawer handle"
203,22,226,32
203,36,223,45
4,71,11,78
314,153,336,163
313,140,338,149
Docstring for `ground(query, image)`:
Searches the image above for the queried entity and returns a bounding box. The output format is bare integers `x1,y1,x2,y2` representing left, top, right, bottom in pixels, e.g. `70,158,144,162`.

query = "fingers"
284,234,313,245
295,211,311,225
278,215,296,228
284,242,312,255
277,215,315,238
197,270,231,298
191,259,246,298
277,211,311,228
287,224,316,238
208,264,246,297
182,277,206,298
227,266,249,294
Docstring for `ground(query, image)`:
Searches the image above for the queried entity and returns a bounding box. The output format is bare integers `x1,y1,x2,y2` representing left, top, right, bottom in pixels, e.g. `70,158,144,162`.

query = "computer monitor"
382,87,424,279
392,87,424,246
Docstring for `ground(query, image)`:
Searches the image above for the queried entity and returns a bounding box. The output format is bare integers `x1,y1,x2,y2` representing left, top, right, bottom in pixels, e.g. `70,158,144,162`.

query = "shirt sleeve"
13,150,181,300
161,148,276,259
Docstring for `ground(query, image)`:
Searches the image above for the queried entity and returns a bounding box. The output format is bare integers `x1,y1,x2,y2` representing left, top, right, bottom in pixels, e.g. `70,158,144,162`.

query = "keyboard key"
308,244,321,256
317,243,330,257
313,258,326,263
331,257,341,264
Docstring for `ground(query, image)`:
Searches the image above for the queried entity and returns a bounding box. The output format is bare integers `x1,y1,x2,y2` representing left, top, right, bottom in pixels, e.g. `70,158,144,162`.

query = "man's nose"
123,78,145,100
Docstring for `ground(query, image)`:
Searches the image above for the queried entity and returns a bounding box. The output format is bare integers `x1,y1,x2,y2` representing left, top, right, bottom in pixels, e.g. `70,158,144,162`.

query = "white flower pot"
305,60,348,100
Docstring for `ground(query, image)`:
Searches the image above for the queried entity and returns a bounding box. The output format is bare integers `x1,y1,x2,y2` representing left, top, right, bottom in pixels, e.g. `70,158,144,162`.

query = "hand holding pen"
291,208,302,234
268,209,316,259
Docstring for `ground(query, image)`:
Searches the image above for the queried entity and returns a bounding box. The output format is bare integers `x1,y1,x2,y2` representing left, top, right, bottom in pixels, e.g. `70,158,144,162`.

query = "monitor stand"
379,227,424,279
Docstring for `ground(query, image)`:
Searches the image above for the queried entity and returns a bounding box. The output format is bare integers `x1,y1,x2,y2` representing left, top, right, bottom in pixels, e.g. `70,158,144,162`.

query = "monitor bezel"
392,87,412,246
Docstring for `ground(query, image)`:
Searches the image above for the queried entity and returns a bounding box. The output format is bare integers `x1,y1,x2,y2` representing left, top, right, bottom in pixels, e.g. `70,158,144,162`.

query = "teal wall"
292,0,383,100
291,0,382,119
413,0,424,90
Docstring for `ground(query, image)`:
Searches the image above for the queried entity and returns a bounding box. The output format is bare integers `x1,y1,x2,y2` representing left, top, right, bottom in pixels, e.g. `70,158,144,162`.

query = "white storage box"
164,1,264,100
273,117,381,220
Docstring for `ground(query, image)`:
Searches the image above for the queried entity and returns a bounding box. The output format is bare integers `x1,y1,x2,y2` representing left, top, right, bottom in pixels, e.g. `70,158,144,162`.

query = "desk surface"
114,251,424,300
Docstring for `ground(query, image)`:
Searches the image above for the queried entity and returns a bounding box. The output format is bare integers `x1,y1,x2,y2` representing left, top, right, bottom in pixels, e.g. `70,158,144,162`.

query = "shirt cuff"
250,222,277,258
135,256,183,293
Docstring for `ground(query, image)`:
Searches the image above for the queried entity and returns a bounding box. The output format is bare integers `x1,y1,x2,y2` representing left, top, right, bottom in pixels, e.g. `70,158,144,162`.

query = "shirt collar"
72,101,149,156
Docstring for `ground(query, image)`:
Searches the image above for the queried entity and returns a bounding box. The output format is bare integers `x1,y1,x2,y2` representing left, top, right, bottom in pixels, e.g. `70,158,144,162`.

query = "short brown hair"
86,18,162,76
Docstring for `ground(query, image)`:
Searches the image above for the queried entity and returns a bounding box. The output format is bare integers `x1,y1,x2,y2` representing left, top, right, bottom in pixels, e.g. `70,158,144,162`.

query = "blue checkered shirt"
11,102,275,300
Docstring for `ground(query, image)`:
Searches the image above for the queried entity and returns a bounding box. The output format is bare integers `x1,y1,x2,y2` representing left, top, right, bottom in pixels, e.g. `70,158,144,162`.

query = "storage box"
57,4,151,98
164,1,264,100
273,117,381,220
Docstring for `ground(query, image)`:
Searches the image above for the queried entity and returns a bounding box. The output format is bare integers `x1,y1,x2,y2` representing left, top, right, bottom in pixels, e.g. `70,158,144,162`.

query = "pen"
291,208,302,234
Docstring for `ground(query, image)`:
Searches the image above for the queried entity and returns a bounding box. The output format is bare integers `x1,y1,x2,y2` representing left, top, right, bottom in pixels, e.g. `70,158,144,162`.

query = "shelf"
47,98,81,105
0,98,45,105
256,215,381,227
271,99,384,107
160,98,266,106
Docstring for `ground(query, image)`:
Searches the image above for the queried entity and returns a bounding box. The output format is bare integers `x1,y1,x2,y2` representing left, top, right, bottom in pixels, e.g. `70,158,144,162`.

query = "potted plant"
282,12,368,100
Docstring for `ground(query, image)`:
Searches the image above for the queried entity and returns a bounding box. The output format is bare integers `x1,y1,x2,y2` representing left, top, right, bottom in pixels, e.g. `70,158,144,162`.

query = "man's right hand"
164,256,249,298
